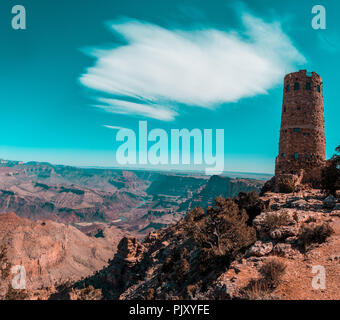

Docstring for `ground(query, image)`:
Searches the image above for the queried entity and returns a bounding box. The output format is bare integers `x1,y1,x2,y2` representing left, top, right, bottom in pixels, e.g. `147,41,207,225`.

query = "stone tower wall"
275,70,326,183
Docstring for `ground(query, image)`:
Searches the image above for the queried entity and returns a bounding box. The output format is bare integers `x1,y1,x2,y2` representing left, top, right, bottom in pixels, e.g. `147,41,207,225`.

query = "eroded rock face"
91,236,147,297
0,212,117,298
116,237,145,268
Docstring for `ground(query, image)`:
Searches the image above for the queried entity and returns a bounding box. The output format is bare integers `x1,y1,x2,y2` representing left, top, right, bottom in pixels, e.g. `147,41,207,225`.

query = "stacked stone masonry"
275,70,326,183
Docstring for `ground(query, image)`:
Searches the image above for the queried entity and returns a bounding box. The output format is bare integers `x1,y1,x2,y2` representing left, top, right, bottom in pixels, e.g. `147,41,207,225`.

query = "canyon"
0,160,266,297
0,161,264,237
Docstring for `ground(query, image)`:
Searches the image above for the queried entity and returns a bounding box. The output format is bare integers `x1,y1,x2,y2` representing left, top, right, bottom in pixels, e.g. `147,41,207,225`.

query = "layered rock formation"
0,212,124,299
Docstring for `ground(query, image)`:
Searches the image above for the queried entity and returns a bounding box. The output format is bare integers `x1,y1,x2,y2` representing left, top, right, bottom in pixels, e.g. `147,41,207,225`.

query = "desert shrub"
185,197,256,274
321,145,340,196
174,258,190,283
261,211,292,232
242,258,286,299
4,285,28,300
185,284,197,299
260,177,276,196
161,257,174,274
198,248,215,273
277,176,296,193
298,222,334,251
185,207,205,223
234,191,266,225
259,258,286,289
73,285,102,300
145,288,155,300
243,278,272,300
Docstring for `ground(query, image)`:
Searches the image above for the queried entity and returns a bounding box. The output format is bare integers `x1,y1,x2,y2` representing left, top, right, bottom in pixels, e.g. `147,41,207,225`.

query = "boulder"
323,195,336,209
247,241,273,257
269,226,299,240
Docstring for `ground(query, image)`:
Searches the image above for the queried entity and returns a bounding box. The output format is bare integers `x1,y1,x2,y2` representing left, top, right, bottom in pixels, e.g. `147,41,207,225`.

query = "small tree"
321,145,340,196
184,197,256,273
234,191,265,225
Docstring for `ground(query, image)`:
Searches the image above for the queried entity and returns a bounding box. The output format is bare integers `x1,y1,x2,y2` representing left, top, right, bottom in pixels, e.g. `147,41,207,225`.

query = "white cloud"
80,14,305,121
103,124,126,130
97,98,177,121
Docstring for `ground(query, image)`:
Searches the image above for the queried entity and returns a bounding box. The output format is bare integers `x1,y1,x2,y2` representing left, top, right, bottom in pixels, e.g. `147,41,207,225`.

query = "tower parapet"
275,69,326,185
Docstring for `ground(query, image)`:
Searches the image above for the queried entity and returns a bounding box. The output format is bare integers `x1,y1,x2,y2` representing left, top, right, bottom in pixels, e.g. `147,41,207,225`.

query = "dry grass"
262,211,292,232
242,258,286,300
298,222,334,251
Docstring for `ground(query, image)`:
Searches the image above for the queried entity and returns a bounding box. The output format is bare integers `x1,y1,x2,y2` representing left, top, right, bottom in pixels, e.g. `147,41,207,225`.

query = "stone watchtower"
275,70,326,184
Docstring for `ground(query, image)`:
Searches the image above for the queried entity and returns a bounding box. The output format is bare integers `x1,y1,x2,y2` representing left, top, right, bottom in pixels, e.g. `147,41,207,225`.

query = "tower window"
317,85,321,92
306,82,311,90
294,82,300,90
284,106,286,112
297,106,301,110
281,153,286,157
294,128,300,132
294,152,299,159
286,85,290,92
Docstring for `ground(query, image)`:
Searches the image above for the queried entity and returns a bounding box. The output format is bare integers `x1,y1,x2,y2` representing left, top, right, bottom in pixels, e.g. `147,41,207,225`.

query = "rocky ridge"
55,189,340,300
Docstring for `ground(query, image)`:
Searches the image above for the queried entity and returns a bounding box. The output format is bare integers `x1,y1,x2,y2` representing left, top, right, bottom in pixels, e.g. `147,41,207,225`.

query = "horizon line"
0,157,274,177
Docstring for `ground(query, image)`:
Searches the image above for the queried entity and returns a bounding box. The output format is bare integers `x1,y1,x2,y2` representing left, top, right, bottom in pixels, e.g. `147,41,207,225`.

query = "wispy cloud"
96,98,177,121
80,13,305,121
102,124,126,130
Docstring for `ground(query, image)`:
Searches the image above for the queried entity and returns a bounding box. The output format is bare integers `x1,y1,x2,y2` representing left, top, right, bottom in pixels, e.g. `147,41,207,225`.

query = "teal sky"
0,0,339,174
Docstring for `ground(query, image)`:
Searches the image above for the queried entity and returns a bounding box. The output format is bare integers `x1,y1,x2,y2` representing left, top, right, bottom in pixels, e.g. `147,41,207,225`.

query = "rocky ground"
215,190,340,300
52,189,339,300
1,188,339,300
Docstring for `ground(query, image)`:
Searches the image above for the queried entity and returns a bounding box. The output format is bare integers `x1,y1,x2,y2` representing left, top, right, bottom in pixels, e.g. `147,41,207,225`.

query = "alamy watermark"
312,265,326,290
11,5,26,30
9,4,326,31
11,265,26,290
312,5,326,30
114,121,224,175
